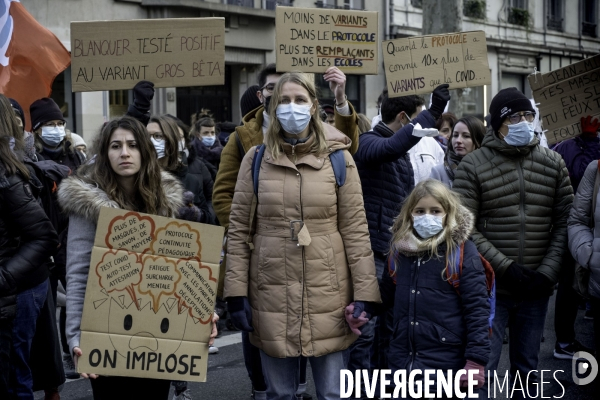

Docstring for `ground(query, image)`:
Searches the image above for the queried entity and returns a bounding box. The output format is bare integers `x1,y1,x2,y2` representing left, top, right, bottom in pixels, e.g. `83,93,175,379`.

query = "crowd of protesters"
1,60,599,400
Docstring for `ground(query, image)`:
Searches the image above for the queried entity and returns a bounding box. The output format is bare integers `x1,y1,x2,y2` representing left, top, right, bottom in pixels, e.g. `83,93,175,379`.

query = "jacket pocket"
433,323,462,346
326,247,339,291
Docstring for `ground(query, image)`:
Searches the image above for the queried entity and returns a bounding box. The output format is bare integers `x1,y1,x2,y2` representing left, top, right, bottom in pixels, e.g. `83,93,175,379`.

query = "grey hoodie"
57,172,183,355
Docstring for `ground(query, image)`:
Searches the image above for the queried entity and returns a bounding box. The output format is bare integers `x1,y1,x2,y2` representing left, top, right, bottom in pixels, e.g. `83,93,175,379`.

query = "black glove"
429,84,451,119
526,272,554,298
227,296,254,332
132,80,155,109
501,263,536,290
352,301,376,319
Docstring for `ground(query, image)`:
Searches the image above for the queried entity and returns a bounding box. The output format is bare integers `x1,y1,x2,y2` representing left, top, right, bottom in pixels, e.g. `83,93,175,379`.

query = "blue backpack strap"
329,149,346,187
251,145,266,196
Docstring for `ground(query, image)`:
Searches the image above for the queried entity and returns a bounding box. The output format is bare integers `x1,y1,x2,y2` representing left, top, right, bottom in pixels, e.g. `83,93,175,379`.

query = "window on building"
463,0,487,20
411,0,423,8
315,0,337,8
583,0,597,37
508,0,531,26
502,72,532,98
344,0,364,10
225,0,254,7
264,0,293,10
176,65,232,125
547,0,563,31
109,90,129,119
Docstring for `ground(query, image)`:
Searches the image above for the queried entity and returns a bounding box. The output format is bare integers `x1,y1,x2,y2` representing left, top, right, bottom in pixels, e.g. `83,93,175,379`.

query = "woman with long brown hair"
224,72,380,399
58,116,217,399
0,94,59,399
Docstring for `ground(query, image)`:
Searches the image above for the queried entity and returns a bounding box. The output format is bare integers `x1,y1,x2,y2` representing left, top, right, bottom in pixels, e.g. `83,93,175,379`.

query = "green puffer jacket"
453,132,573,297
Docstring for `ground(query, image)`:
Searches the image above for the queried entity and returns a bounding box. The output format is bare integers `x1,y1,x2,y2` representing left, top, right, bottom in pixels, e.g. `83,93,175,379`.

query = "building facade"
24,0,599,143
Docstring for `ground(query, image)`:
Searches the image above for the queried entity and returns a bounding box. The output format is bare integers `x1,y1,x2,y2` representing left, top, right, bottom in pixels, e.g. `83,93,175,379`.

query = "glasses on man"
507,112,535,125
261,83,276,93
43,121,66,128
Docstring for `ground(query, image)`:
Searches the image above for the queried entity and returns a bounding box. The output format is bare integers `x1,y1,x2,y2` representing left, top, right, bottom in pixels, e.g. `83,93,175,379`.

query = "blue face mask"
503,121,534,146
41,126,66,147
202,136,216,147
276,103,312,135
413,214,445,239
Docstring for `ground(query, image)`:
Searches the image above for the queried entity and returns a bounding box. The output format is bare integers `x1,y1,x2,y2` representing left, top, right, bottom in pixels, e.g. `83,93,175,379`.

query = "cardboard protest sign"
71,18,225,92
275,6,378,75
77,207,224,382
382,31,490,97
528,55,600,145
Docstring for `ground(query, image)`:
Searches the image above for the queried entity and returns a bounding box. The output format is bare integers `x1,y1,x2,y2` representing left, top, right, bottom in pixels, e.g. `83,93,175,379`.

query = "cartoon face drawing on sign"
105,296,189,357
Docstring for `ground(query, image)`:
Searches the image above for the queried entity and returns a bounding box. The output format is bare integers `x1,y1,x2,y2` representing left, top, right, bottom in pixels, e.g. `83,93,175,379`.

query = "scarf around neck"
444,150,463,182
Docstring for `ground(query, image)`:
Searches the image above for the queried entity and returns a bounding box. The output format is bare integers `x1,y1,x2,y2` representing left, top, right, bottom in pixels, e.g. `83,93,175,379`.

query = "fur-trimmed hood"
57,171,184,222
393,205,474,256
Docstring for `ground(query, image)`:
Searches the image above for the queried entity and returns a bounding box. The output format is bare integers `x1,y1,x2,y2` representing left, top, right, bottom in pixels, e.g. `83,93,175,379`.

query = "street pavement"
35,295,598,399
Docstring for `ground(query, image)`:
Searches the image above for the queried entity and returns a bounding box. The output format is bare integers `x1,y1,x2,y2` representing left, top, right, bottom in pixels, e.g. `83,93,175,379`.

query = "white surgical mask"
502,121,534,146
413,214,445,239
201,136,216,147
178,139,186,152
276,103,312,135
41,126,66,147
151,137,165,159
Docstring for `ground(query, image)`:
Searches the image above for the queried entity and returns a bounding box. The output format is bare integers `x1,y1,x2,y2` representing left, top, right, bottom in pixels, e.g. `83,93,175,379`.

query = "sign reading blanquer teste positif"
382,31,491,97
528,55,600,145
275,6,378,75
71,18,225,92
77,207,224,382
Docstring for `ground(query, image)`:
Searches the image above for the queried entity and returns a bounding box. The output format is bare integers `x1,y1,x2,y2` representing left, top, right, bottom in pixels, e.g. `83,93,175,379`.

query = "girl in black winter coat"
0,124,58,398
378,179,490,397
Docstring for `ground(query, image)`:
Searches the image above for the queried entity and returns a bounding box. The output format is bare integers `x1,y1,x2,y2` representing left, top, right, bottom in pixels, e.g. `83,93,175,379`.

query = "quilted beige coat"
224,124,380,358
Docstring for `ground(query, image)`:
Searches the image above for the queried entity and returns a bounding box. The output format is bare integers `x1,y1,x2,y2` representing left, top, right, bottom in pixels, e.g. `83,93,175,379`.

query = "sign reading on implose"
70,18,225,92
382,31,491,97
528,55,600,145
77,207,224,382
275,6,378,75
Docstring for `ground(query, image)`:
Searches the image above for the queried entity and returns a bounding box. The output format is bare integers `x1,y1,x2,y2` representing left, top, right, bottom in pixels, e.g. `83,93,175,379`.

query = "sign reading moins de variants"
275,6,378,75
528,55,600,145
70,18,225,92
77,207,224,382
382,30,491,97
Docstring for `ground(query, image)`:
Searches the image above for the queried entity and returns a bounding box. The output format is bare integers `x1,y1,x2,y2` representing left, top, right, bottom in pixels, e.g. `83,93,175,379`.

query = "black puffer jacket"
380,206,490,371
0,166,59,319
454,131,573,297
354,112,435,254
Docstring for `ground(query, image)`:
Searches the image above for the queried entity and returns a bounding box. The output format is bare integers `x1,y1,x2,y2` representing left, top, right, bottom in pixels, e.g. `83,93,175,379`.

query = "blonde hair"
390,179,463,260
264,72,328,160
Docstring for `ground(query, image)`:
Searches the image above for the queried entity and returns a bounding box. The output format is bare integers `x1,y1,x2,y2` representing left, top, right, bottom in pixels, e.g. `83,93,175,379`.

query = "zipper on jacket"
298,167,305,354
408,256,421,372
516,161,526,265
291,145,297,163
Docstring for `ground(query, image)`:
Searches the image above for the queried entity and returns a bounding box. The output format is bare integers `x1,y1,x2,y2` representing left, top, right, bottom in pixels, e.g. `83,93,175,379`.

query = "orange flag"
0,0,70,131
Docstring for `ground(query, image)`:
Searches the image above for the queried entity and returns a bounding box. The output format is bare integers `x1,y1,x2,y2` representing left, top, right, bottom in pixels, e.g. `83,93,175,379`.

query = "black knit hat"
489,87,535,133
240,85,262,117
30,98,64,131
9,98,24,125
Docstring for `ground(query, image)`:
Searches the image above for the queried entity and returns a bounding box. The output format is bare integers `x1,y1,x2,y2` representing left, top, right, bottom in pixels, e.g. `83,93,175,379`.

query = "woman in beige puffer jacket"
224,72,380,400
